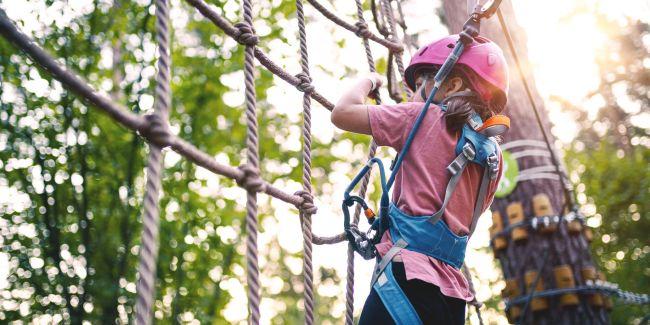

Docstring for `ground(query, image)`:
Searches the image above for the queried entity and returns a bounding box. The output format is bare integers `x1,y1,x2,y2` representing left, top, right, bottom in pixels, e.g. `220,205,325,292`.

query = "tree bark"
441,1,609,323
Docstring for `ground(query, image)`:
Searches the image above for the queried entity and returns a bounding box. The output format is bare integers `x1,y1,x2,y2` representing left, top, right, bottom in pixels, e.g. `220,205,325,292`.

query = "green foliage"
0,1,355,323
563,16,649,324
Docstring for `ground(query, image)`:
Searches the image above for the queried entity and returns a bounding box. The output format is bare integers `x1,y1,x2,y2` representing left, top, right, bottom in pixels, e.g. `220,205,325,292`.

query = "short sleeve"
368,102,419,150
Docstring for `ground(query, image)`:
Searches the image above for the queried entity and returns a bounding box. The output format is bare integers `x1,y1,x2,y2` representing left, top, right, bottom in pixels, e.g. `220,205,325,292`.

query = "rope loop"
294,190,318,215
140,113,173,148
234,22,259,46
294,72,315,94
237,164,266,193
354,21,373,39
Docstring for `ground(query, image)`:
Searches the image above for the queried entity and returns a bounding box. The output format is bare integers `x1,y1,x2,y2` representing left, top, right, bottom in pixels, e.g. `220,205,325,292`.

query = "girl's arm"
331,73,383,135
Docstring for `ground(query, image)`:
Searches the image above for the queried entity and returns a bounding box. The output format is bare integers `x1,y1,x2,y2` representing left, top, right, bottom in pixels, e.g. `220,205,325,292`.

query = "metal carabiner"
346,224,376,260
472,0,503,19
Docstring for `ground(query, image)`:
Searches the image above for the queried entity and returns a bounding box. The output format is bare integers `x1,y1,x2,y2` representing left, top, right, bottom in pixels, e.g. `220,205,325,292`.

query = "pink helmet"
404,34,509,112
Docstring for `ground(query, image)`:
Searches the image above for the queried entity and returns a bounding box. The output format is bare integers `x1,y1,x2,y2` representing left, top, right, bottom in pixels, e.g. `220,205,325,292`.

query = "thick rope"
295,0,315,323
340,1,385,323
134,0,171,324
378,0,411,98
184,0,334,110
4,2,411,323
0,9,321,212
304,0,402,53
239,0,261,322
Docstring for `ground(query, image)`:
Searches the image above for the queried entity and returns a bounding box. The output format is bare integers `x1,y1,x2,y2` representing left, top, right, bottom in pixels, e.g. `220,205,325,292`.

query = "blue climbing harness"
342,2,507,323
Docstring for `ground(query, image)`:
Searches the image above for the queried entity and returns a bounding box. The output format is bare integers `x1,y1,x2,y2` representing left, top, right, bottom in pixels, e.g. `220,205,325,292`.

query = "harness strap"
428,143,475,225
370,238,408,286
373,262,423,325
469,152,499,234
470,168,491,235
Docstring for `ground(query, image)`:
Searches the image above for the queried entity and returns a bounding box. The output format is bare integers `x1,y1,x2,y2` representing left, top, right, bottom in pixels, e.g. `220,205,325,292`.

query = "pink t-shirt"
368,101,503,301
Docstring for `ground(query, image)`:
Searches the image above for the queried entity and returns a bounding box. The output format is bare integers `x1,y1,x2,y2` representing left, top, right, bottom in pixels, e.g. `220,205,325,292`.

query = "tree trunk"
441,1,610,323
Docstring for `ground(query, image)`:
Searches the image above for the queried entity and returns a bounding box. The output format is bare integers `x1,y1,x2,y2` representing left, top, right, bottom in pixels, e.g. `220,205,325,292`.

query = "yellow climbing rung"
507,202,528,241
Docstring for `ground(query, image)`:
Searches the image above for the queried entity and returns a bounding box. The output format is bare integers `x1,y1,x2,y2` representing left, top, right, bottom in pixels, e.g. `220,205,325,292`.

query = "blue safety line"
386,41,466,190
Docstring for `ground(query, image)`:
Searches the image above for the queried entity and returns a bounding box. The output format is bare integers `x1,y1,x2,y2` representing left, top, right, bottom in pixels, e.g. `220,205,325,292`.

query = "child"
331,34,509,324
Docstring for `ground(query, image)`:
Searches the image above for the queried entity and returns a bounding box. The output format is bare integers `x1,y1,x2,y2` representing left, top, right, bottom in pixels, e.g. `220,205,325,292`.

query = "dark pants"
359,262,466,325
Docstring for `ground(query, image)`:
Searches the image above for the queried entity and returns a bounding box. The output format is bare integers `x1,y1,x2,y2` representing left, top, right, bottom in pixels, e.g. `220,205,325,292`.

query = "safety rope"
4,1,647,324
506,283,650,307
134,0,171,323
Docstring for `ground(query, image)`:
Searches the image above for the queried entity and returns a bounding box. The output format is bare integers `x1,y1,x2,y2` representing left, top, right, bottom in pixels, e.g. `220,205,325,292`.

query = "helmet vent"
418,46,429,56
447,43,454,48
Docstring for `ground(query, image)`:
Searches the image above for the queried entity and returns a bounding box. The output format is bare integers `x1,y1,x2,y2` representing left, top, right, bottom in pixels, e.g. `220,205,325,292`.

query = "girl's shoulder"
380,101,445,117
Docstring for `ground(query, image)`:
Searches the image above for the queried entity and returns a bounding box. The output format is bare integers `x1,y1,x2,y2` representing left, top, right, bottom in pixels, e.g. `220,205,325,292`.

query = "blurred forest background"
0,0,648,324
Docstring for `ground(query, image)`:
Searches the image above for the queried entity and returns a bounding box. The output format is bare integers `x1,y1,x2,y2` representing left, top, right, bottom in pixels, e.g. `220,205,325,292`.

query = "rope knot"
140,113,173,148
234,22,259,46
236,165,266,193
294,72,314,93
354,21,373,39
294,190,318,215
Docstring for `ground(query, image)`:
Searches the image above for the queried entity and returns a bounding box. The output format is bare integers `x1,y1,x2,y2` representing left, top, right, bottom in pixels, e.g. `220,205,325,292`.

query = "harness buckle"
462,143,476,160
487,153,499,179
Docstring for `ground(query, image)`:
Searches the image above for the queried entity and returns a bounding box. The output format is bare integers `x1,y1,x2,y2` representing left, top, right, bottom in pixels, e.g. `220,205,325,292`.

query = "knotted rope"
295,0,316,323
139,113,174,148
354,21,374,39
4,1,649,323
240,0,262,322
0,2,469,324
135,0,171,323
295,72,315,94
236,164,267,193
233,21,259,46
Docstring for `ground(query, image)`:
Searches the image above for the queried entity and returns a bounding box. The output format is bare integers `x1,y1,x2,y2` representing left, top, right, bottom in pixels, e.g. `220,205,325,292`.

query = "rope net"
6,0,646,324
0,0,419,323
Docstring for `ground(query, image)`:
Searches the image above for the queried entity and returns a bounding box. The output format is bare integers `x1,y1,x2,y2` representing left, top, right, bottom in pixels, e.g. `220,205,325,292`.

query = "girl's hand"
365,73,383,100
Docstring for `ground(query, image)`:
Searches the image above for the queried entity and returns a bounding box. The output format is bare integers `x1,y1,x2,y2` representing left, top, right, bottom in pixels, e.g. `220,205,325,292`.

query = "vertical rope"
344,2,384,323
240,0,261,322
379,0,411,97
295,0,315,323
135,0,171,323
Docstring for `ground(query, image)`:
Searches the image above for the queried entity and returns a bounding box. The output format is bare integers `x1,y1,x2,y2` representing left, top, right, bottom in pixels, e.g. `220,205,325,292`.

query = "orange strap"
477,114,510,132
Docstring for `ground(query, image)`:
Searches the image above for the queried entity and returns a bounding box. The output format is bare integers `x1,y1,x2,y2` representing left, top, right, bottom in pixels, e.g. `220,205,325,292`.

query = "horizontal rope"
0,10,311,209
506,283,650,306
184,0,334,110
305,0,403,53
0,9,145,131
